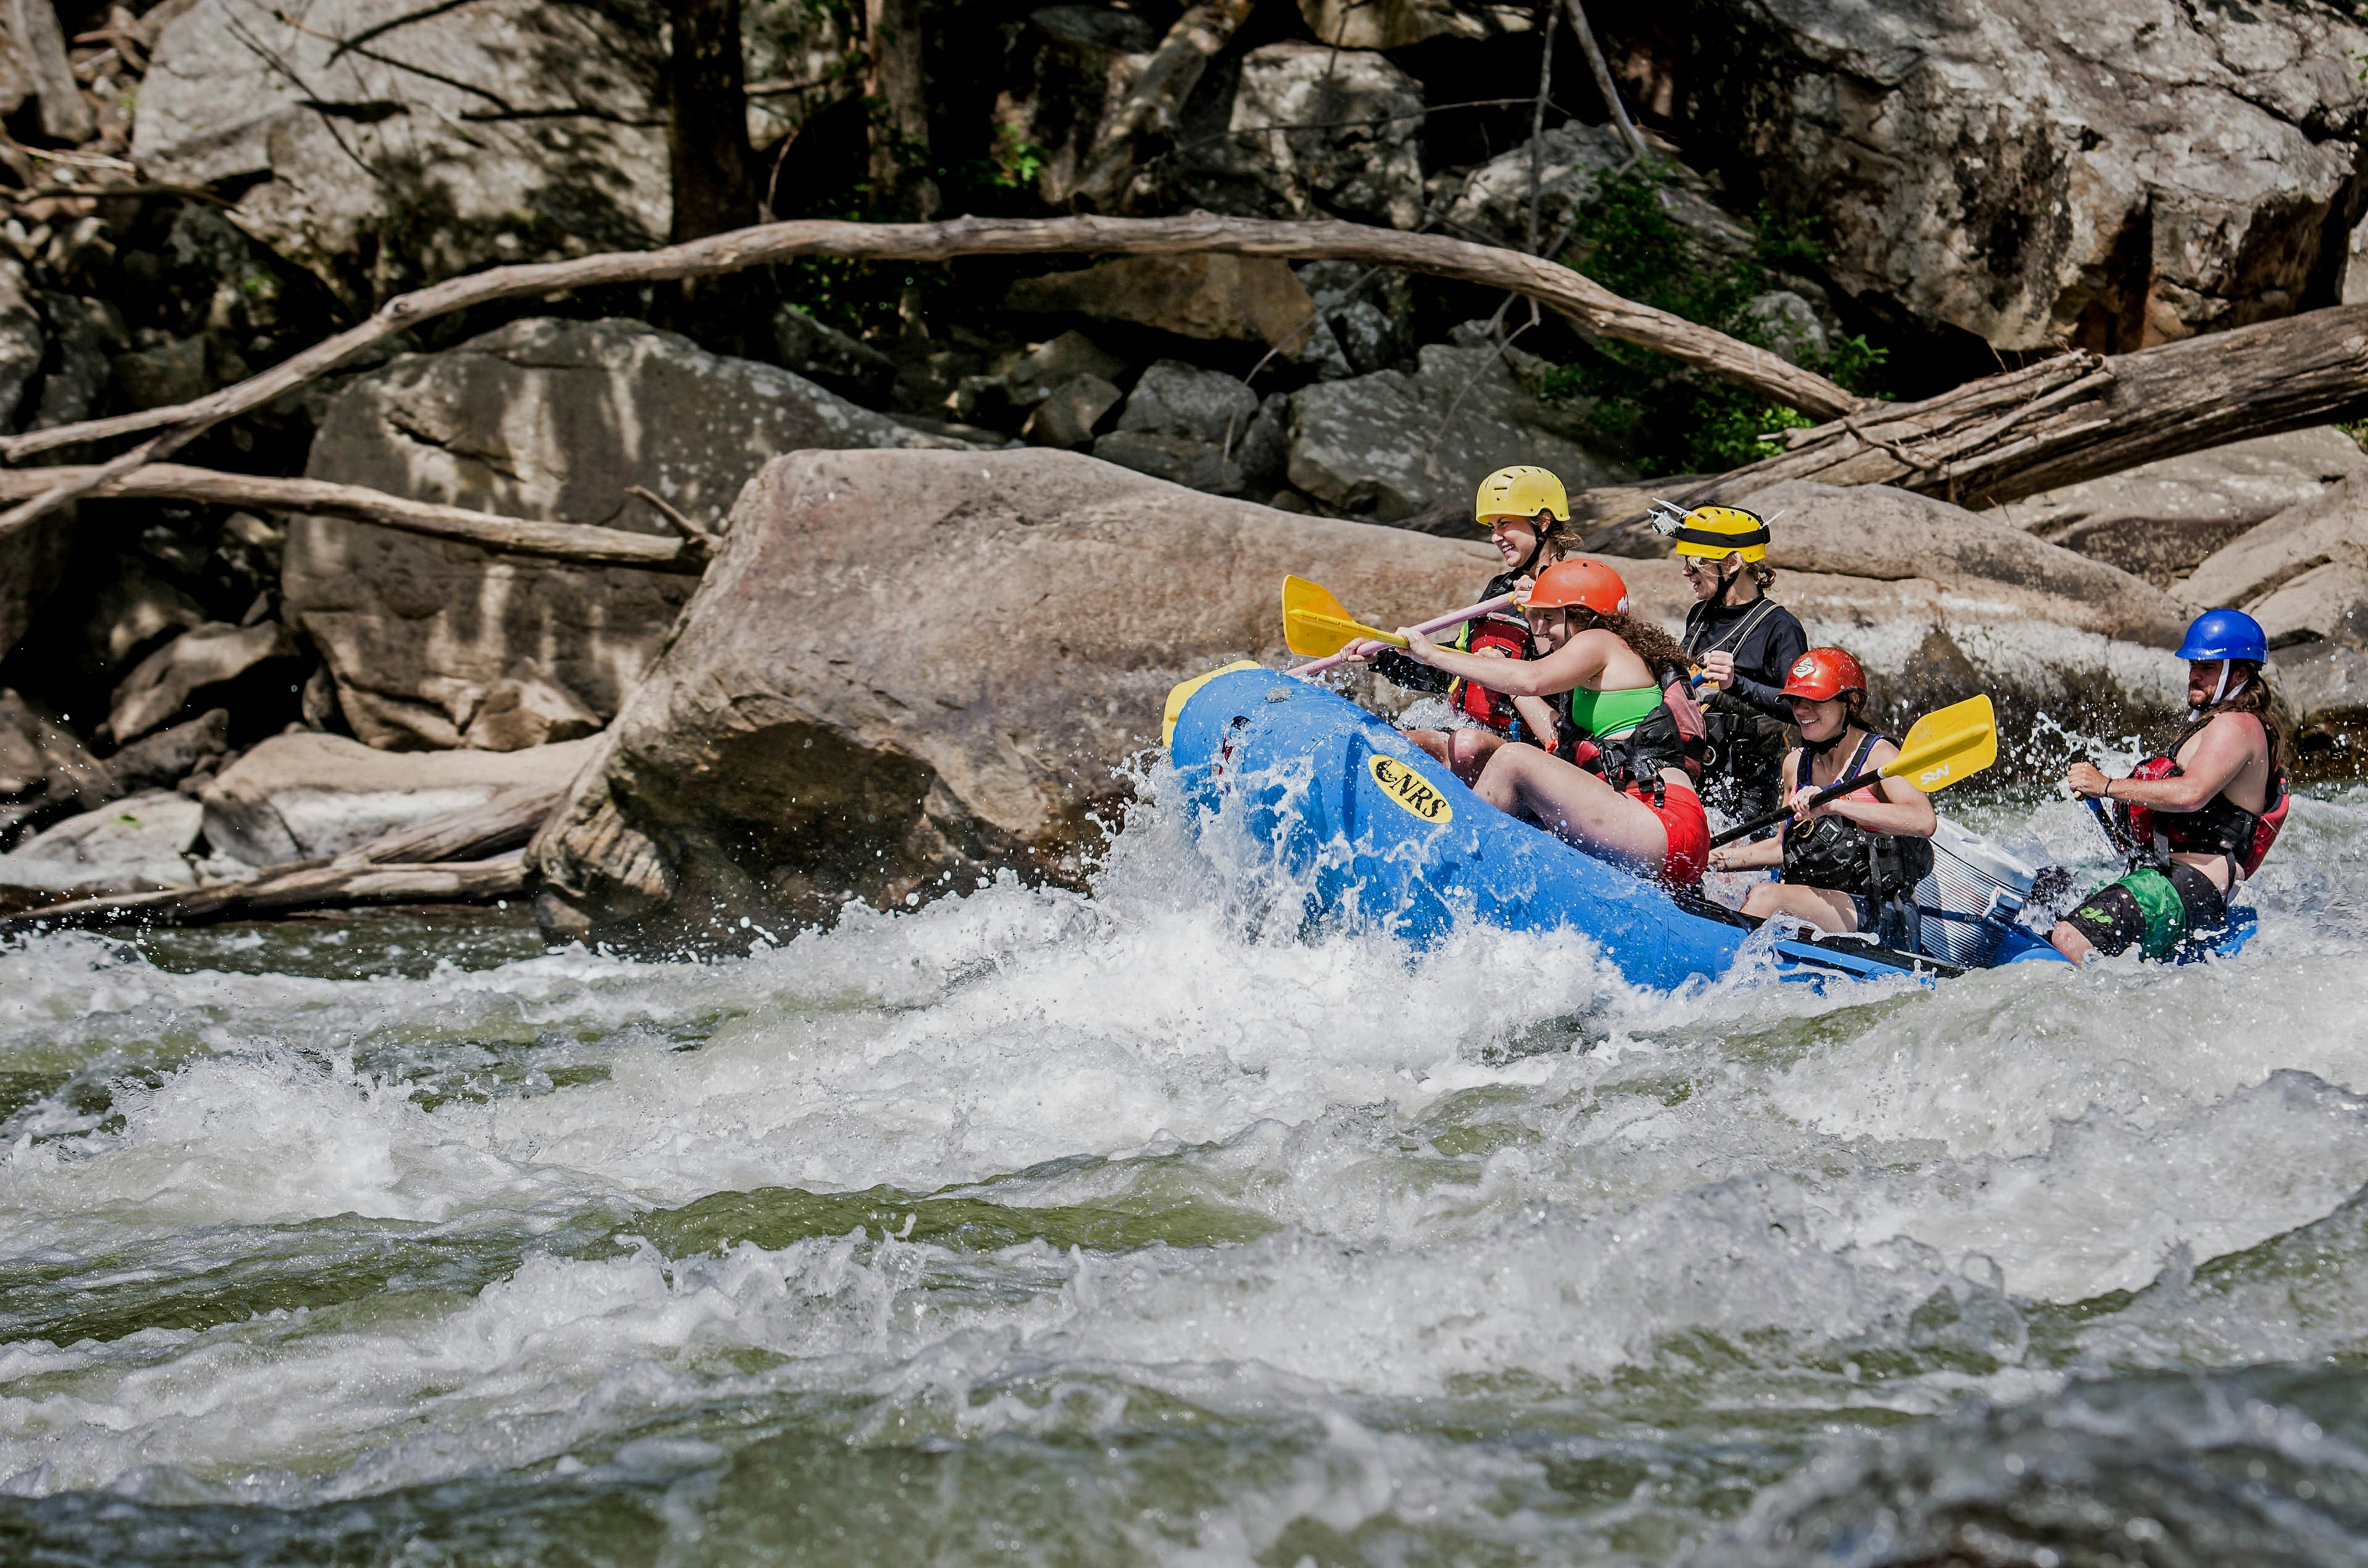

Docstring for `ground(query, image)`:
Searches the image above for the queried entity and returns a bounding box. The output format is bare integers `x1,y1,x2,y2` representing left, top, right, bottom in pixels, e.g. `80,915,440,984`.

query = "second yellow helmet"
1664,504,1770,564
1474,465,1569,526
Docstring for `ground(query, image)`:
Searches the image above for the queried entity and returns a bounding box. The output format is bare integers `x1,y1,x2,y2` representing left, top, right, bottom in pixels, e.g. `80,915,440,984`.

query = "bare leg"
1472,744,1669,873
2049,919,2099,964
1445,726,1510,784
1741,881,1859,931
1403,729,1452,768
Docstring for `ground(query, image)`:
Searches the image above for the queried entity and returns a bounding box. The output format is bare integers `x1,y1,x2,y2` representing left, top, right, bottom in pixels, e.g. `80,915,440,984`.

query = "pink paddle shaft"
1291,593,1518,678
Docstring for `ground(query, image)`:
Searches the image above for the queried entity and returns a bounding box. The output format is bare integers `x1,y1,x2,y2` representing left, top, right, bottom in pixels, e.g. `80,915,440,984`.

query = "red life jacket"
1449,615,1535,732
2115,711,2288,881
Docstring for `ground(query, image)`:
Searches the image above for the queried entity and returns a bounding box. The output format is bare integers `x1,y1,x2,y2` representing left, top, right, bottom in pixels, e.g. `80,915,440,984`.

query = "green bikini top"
1564,684,1662,739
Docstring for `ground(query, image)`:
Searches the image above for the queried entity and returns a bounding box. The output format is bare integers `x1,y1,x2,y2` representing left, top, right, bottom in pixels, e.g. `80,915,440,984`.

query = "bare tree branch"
0,212,1864,541
0,463,705,569
1560,0,1646,165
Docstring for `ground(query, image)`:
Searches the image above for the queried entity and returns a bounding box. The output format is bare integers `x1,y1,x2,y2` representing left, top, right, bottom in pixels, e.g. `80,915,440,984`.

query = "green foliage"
2340,417,2368,455
1530,162,1888,476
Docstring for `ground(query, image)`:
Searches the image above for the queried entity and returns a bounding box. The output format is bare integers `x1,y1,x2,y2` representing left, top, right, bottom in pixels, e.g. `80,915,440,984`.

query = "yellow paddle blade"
1284,607,1408,658
1161,660,1261,751
1282,574,1351,627
1879,694,1998,794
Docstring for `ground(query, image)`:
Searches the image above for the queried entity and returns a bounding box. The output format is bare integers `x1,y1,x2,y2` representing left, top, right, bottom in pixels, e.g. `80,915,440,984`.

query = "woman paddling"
1705,647,1936,949
1364,559,1711,889
1368,465,1568,782
1656,504,1807,818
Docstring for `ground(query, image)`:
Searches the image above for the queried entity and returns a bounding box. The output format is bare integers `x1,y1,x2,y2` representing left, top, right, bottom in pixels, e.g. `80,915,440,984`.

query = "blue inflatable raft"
1164,665,2253,990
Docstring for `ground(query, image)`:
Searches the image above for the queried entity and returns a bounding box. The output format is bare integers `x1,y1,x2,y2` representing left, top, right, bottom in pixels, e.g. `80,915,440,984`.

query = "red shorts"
1629,782,1708,889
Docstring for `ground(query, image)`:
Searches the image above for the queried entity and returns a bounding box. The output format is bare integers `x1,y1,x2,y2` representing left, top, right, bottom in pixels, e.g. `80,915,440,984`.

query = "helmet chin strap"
2198,667,2248,712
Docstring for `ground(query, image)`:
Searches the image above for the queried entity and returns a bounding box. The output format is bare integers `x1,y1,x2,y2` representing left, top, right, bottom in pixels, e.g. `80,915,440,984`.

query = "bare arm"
2066,713,2259,811
1513,692,1560,739
1712,834,1783,870
1806,740,1938,837
1396,625,1606,699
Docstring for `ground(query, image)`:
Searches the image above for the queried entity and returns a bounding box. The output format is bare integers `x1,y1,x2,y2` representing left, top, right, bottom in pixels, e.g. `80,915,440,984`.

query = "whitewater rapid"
4,767,2368,1562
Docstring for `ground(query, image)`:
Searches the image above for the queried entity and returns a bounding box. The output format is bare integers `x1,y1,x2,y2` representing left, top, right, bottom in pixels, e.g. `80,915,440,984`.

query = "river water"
6,759,2368,1564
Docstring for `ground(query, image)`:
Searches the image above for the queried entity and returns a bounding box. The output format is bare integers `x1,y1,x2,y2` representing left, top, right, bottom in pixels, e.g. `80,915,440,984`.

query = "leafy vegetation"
1531,163,1888,476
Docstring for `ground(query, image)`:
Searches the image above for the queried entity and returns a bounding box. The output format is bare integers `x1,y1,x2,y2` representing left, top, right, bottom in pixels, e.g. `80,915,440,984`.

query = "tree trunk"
864,0,937,218
1072,0,1259,211
661,0,768,350
1673,304,2368,512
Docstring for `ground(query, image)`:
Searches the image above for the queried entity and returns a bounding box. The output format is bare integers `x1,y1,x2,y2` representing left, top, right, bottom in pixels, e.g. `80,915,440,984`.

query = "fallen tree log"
0,781,565,932
0,464,706,570
0,213,1859,539
1676,305,2368,512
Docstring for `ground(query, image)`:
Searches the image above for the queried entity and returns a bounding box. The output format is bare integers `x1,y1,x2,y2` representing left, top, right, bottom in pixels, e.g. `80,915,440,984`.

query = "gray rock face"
1093,368,1289,495
771,306,895,403
1293,0,1529,50
2183,476,2368,646
105,708,231,796
131,0,670,298
104,622,301,747
526,446,1502,947
201,731,603,867
1000,6,1162,208
0,689,117,851
1434,123,1754,262
0,501,69,666
0,258,43,432
2007,430,2368,588
1672,0,2368,350
0,791,205,896
1022,374,1123,448
1114,361,1258,444
1007,255,1325,356
1287,345,1628,523
282,317,970,751
1169,43,1424,231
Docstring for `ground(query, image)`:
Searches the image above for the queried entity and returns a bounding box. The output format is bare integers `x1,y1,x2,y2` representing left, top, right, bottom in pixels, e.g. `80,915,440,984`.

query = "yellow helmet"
1662,504,1770,563
1474,465,1569,526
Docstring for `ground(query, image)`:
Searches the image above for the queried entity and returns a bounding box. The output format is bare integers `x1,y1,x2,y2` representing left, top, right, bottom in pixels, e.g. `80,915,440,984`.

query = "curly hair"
1573,607,1692,676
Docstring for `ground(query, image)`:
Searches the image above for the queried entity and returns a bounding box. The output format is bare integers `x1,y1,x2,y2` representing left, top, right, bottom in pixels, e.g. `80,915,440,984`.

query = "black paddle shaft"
1707,764,1887,850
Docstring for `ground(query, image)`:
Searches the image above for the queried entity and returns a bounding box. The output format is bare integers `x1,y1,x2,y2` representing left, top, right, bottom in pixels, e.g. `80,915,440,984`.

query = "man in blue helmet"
2051,609,2290,964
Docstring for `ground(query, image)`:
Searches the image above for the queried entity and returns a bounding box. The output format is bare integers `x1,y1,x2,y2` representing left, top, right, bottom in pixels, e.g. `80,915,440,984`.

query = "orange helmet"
1781,647,1867,702
1520,559,1629,616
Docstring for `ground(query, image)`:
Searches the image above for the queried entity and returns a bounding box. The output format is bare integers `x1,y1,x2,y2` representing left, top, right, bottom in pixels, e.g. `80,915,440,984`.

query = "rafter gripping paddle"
1282,575,1516,670
1708,694,1999,849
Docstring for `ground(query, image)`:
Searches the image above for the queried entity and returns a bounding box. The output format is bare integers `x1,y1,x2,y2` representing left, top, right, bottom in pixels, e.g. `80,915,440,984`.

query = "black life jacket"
2114,710,2288,881
1779,733,1935,899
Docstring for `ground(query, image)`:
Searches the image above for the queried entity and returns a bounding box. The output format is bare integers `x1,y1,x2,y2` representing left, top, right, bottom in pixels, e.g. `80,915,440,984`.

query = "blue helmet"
2174,608,2267,665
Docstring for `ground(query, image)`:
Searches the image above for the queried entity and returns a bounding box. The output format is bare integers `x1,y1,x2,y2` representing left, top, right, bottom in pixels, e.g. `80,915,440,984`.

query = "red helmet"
1520,559,1629,616
1781,647,1867,702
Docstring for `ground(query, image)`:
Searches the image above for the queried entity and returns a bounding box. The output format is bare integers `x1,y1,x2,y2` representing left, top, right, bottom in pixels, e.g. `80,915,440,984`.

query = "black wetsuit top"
1682,594,1808,818
1680,596,1808,720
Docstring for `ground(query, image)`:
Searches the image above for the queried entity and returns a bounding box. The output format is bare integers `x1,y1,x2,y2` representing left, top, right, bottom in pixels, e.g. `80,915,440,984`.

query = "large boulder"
200,731,603,868
526,448,1501,946
0,689,117,851
2182,475,2368,638
1655,0,2368,350
0,792,207,897
1164,43,1426,231
2005,430,2368,588
102,621,303,747
282,317,971,752
1006,255,1325,358
1293,0,1529,49
1434,123,1754,263
131,0,672,301
1287,344,1630,522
